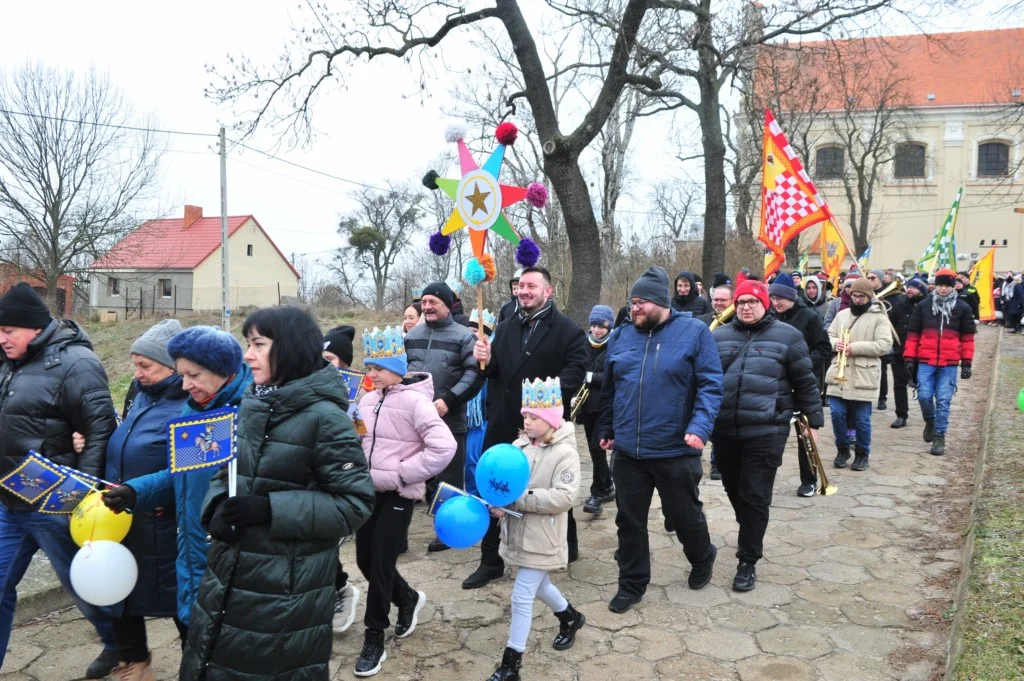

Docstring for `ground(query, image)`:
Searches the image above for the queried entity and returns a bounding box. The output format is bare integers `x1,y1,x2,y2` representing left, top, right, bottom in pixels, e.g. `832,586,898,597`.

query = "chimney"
183,205,203,229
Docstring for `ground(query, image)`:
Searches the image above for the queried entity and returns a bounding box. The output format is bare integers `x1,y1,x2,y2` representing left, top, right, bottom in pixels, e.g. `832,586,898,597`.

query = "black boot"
890,417,907,429
354,628,387,677
930,434,946,456
486,647,523,681
552,603,586,650
923,419,935,443
732,561,756,592
85,649,119,679
851,449,870,471
463,564,504,589
833,446,851,468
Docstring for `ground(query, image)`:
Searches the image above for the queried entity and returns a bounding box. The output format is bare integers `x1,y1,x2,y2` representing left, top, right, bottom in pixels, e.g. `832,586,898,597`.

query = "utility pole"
219,127,230,333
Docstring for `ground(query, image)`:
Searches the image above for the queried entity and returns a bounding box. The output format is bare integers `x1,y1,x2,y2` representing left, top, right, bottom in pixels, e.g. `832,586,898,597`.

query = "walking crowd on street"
0,258,984,680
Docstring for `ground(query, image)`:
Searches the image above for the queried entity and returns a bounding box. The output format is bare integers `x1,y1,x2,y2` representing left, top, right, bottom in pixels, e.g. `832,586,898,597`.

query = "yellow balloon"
70,491,131,547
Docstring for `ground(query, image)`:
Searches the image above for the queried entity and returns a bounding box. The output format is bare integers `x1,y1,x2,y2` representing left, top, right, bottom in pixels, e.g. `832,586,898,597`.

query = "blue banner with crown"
338,368,366,402
0,451,66,504
37,466,103,514
167,406,237,475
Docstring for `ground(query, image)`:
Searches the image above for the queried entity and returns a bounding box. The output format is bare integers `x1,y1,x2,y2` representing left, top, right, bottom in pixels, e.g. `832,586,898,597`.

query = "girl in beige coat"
486,377,584,681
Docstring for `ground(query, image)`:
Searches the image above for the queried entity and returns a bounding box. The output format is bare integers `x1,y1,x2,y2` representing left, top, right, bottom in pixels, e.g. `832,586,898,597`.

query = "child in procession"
354,326,456,677
486,377,585,681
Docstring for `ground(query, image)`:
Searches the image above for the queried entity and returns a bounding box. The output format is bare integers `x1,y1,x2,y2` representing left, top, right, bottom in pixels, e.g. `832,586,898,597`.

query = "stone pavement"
1,328,997,681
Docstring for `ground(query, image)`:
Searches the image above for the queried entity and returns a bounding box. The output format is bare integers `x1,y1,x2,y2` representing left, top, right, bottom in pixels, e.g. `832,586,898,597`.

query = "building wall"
792,108,1024,272
89,271,194,316
190,218,300,311
0,266,75,317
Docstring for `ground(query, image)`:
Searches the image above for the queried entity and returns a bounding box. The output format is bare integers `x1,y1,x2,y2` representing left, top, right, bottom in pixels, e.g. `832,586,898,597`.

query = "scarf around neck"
253,384,280,399
931,290,958,324
588,330,610,348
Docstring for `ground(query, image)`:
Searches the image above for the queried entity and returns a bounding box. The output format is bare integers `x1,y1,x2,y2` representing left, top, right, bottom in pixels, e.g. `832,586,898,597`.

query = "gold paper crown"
522,377,563,410
362,326,405,360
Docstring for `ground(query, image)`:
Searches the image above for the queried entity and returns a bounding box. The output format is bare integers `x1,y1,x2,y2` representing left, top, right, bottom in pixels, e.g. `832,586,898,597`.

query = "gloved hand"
207,503,240,544
218,495,272,527
101,485,137,514
961,365,972,380
905,361,917,389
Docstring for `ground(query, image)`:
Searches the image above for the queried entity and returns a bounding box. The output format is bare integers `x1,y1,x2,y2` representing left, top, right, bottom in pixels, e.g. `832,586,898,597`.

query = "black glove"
218,495,272,527
101,485,137,514
961,365,972,380
905,361,917,388
207,503,240,544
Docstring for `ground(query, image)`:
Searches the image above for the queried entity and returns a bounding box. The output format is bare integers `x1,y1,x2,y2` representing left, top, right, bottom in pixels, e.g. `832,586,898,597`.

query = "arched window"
894,143,926,179
815,146,845,180
977,142,1010,177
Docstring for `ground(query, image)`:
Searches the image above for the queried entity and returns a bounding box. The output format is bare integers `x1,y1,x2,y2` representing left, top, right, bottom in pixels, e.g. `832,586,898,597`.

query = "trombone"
877,277,906,312
834,327,851,382
793,414,837,495
709,304,735,331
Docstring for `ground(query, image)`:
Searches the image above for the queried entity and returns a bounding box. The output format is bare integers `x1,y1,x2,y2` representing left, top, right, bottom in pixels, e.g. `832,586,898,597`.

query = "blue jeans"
0,505,117,665
830,397,873,456
917,364,958,435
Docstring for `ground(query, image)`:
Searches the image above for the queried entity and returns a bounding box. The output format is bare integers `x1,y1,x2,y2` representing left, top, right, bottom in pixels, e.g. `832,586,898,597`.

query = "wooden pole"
476,283,486,370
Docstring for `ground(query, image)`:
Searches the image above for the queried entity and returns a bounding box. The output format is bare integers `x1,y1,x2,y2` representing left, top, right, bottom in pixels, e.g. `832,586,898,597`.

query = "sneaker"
877,399,887,411
394,589,426,638
599,487,616,503
709,465,722,481
112,657,155,681
923,419,935,443
688,544,717,589
833,447,851,469
427,538,450,553
890,417,907,429
930,434,946,456
85,649,119,679
797,482,816,497
354,629,387,677
608,591,641,613
582,495,603,514
333,583,361,633
851,453,870,471
462,564,504,589
732,561,756,592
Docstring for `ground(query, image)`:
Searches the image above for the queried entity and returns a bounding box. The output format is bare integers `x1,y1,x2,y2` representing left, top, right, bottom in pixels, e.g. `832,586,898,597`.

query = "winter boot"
354,629,387,677
486,647,523,681
930,434,946,456
923,419,935,443
851,449,870,471
552,603,586,651
833,446,851,469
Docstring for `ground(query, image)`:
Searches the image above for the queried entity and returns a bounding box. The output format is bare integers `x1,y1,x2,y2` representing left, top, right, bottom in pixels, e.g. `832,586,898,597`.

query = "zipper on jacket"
734,330,750,435
368,390,388,470
636,331,653,454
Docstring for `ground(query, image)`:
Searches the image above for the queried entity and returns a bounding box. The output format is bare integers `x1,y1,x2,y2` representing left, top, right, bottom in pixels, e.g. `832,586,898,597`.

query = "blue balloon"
434,496,490,549
475,443,530,507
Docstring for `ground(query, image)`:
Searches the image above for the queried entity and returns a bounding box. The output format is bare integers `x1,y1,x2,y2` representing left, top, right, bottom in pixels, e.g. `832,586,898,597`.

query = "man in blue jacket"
598,266,724,614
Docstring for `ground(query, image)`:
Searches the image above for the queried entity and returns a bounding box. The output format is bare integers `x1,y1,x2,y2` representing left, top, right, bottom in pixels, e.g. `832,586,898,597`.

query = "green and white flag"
918,187,962,274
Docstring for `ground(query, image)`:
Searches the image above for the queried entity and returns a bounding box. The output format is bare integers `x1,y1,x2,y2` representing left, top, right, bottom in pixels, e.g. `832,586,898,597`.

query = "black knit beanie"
0,283,52,329
323,325,356,366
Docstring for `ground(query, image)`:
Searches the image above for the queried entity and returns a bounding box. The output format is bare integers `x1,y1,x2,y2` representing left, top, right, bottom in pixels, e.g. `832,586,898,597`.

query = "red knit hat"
935,268,957,287
734,279,770,310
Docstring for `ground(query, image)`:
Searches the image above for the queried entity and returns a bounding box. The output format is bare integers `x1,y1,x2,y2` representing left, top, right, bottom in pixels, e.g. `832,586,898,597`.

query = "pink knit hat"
521,377,564,430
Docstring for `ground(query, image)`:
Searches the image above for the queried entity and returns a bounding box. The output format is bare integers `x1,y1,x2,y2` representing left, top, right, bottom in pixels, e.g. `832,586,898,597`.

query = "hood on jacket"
8,319,92,365
379,371,435,401
803,279,827,306
674,271,698,293
263,363,350,418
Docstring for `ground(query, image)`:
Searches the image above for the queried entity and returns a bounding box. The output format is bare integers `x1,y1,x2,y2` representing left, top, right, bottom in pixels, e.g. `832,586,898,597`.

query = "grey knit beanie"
130,319,183,369
630,266,672,309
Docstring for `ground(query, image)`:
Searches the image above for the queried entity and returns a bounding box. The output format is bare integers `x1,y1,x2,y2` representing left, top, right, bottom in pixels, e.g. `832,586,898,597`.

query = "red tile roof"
758,28,1024,111
90,215,300,278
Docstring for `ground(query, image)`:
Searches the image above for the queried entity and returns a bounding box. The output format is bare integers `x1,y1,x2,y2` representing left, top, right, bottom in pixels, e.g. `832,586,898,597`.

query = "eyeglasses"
867,275,880,281
735,299,762,309
629,298,651,309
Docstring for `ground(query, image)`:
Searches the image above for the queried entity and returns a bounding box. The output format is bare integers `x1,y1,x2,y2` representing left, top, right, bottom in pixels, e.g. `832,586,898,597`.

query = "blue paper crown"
412,287,425,299
445,278,463,296
522,377,563,410
469,308,496,330
362,326,405,361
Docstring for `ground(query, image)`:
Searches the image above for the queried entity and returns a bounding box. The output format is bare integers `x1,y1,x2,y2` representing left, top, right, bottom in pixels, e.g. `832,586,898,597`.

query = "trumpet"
569,372,593,421
834,326,851,382
793,414,837,495
709,304,735,331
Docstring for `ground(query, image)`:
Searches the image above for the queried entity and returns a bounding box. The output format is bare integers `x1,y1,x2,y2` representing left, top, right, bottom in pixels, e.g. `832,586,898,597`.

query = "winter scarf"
588,331,611,348
253,384,279,399
932,290,959,325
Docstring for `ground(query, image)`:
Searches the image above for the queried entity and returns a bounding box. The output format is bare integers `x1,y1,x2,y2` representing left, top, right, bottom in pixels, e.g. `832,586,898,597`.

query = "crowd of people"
0,257,984,680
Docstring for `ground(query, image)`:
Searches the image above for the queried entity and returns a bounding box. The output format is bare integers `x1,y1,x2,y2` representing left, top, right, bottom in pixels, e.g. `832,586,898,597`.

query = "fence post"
277,282,281,305
173,285,177,316
124,288,128,320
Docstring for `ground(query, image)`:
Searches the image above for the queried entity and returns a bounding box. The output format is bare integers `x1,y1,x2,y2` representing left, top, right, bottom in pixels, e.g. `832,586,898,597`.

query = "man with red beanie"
903,268,975,456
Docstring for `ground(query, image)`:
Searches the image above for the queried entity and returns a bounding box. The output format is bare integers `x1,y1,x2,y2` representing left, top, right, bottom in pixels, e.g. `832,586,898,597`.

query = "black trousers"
796,421,817,485
712,434,784,565
879,356,891,401
611,453,712,598
479,509,578,571
355,491,414,632
582,411,613,496
114,614,189,662
891,355,909,419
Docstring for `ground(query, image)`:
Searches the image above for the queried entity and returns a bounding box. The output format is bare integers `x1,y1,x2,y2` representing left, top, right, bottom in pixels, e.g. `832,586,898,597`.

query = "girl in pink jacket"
353,327,456,677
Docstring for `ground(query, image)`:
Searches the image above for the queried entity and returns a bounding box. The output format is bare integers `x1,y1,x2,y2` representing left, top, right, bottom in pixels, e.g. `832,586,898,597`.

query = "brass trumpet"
794,414,837,495
709,304,735,331
834,327,851,382
570,371,593,421
877,277,905,312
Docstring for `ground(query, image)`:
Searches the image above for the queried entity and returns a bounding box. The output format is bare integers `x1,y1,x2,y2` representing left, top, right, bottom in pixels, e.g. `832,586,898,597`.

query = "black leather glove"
961,365,972,380
101,485,137,514
905,361,917,388
218,495,272,527
207,503,240,544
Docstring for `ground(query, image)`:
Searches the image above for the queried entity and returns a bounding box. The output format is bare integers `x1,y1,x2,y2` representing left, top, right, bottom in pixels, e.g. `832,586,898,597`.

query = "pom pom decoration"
495,122,519,146
463,257,487,287
525,182,548,209
445,124,467,143
422,169,440,190
515,238,541,268
478,253,497,283
428,231,451,256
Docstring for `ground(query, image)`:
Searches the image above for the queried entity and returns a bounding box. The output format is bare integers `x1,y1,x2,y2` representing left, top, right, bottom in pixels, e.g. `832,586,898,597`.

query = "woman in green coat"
179,307,375,681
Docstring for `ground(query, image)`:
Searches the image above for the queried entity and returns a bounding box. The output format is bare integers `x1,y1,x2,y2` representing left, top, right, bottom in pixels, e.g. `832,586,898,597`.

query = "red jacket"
903,298,976,367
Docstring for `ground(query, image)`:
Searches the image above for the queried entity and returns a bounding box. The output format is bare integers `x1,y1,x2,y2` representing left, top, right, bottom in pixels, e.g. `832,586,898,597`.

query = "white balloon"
69,541,138,607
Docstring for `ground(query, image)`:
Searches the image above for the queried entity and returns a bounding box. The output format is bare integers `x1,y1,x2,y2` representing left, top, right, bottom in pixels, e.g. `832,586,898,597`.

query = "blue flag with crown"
0,451,67,504
338,368,366,402
167,406,237,475
37,466,103,514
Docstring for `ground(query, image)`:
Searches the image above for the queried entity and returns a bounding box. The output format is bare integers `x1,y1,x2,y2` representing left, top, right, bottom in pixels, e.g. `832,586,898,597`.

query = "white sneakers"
333,583,361,633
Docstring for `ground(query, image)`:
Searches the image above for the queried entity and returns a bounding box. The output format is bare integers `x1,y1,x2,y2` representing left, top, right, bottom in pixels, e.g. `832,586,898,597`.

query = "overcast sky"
0,0,1010,276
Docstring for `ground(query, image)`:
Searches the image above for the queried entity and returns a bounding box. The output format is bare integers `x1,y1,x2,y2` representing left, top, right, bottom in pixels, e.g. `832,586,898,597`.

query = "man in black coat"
887,278,926,429
0,284,120,678
497,269,523,324
672,271,713,317
770,274,832,497
464,267,587,588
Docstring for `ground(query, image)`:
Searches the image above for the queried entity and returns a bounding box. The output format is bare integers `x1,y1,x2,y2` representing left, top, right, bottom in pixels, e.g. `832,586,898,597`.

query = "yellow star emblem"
467,182,490,216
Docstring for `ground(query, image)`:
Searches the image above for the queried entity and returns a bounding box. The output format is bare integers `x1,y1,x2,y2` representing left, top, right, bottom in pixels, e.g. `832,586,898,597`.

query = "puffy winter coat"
129,364,252,626
0,320,117,509
104,373,188,617
825,303,894,402
671,271,712,316
179,365,374,681
405,314,479,434
598,312,724,459
903,296,976,368
358,372,456,500
712,314,824,439
499,422,580,571
775,300,832,377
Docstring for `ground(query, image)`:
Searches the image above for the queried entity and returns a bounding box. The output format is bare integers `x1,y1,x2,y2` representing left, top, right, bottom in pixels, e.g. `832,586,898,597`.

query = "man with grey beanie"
598,266,724,614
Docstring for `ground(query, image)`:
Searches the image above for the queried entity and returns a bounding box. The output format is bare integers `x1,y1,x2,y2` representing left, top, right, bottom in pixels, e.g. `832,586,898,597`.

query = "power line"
0,108,217,138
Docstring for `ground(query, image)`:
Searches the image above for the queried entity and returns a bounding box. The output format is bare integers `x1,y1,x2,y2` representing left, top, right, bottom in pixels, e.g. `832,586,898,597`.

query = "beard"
633,309,665,330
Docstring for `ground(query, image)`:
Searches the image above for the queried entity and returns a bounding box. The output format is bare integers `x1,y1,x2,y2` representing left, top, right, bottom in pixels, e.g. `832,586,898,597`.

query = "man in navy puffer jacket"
598,266,723,615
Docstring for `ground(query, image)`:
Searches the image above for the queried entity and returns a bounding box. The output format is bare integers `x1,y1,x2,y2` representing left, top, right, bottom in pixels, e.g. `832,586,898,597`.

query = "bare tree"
332,185,424,310
650,178,699,240
0,62,161,311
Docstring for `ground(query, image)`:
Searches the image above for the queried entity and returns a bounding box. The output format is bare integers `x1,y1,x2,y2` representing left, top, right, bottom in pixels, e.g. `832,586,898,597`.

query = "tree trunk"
697,71,728,280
